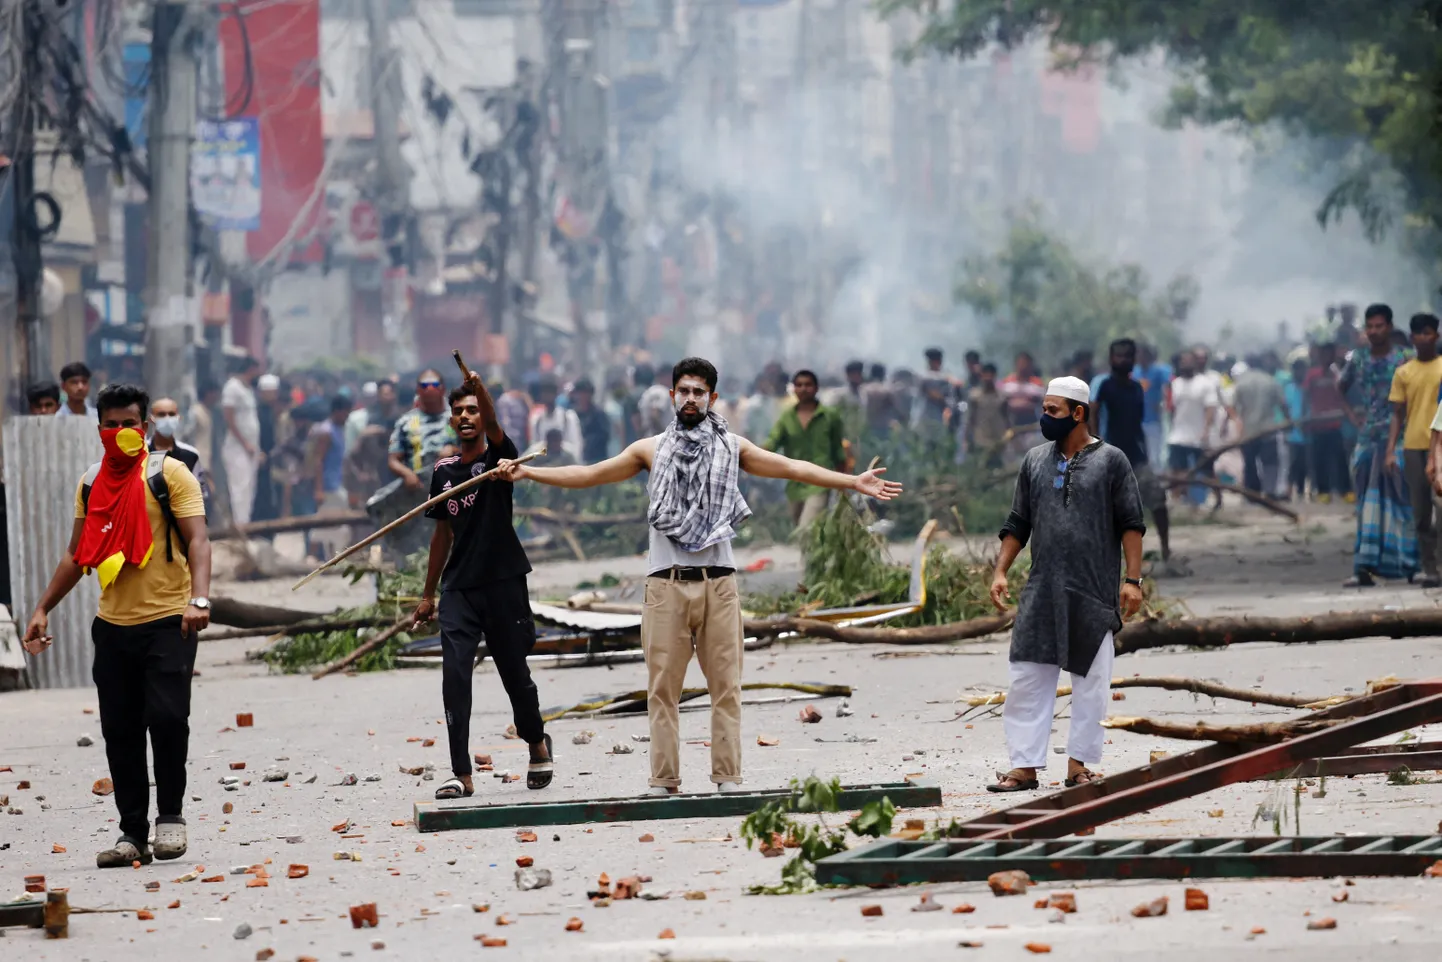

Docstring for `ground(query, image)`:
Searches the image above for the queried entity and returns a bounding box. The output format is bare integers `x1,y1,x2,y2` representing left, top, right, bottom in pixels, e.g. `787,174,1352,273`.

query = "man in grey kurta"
989,376,1146,792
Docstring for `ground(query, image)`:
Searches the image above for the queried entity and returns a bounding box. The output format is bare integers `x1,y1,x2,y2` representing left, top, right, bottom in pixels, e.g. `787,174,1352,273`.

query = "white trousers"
222,440,259,527
1004,632,1114,770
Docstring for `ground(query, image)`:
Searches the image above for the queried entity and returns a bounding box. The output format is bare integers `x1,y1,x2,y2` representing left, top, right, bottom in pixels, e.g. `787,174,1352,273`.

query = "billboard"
191,118,262,231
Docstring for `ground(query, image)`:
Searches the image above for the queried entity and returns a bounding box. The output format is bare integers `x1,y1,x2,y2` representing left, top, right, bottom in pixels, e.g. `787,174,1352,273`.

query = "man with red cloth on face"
23,383,212,869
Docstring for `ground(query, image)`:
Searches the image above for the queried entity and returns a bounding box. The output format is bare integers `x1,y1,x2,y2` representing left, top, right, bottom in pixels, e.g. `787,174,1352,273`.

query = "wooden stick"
1188,412,1347,474
1099,715,1339,743
453,349,474,382
1114,606,1442,655
742,612,1015,644
290,448,545,590
1158,472,1300,521
959,675,1339,710
310,615,415,679
199,616,396,642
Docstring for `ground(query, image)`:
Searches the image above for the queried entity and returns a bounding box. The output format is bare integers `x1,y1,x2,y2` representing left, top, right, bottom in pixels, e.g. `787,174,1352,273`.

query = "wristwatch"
1123,578,1143,588
190,597,211,609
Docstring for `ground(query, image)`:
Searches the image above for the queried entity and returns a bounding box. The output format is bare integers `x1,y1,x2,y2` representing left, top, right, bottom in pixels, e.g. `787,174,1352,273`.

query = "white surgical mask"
153,415,180,438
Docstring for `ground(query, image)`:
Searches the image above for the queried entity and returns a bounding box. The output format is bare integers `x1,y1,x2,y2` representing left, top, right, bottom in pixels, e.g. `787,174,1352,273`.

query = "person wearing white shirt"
1166,351,1222,506
220,356,264,526
528,378,582,462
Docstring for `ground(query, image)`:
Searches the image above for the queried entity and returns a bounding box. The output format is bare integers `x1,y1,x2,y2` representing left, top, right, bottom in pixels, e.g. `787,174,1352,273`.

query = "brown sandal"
986,769,1039,793
1064,768,1102,787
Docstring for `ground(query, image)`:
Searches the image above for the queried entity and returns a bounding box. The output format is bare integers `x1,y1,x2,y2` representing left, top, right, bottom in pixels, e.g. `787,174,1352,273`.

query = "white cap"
1045,375,1090,405
257,374,280,390
361,380,378,398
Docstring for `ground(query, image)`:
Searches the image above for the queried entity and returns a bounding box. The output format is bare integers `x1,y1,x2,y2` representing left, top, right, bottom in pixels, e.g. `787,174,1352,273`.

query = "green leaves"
740,776,895,895
847,798,897,839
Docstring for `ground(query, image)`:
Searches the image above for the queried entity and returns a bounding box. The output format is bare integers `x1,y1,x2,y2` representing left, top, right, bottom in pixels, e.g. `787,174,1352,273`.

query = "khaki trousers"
642,572,744,788
789,491,830,529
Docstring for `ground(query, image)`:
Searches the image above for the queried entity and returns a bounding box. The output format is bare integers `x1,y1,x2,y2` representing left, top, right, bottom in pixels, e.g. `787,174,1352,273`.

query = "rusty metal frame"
815,835,1442,886
1259,740,1442,779
954,680,1442,841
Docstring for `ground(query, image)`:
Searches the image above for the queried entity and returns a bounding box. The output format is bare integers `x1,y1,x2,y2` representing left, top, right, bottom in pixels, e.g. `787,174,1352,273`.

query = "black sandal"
526,733,554,790
986,769,1039,793
1064,768,1102,788
434,777,473,800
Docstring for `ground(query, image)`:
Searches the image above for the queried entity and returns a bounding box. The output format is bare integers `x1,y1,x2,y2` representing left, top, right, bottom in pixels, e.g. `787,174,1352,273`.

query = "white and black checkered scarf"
647,411,751,552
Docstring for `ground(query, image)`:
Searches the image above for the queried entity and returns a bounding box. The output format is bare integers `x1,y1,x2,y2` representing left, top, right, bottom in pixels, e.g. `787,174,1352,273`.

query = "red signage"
349,201,379,242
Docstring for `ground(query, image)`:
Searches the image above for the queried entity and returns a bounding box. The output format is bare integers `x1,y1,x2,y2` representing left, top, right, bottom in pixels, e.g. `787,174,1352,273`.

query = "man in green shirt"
765,369,847,528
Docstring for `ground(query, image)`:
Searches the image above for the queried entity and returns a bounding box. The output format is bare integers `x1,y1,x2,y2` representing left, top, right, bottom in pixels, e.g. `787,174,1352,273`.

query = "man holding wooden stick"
496,357,901,796
411,374,553,798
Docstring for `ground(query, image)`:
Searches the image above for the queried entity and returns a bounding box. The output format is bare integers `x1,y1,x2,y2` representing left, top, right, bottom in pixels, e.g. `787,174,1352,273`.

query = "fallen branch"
1100,716,1339,743
742,612,1015,644
1157,472,1299,521
542,682,852,722
1188,412,1347,475
1114,608,1442,655
959,675,1345,710
211,596,330,629
199,616,396,642
311,616,415,679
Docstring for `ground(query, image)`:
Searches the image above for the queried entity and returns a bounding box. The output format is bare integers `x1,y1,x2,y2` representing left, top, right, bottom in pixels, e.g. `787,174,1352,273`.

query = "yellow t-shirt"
1388,357,1442,450
74,457,206,626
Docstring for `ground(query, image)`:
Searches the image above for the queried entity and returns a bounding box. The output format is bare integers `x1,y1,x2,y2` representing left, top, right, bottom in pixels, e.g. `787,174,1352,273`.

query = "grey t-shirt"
646,526,735,575
1231,370,1286,437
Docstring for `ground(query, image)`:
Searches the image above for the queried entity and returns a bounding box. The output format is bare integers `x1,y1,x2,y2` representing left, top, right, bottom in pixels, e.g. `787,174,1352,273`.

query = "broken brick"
136,910,154,921
223,802,234,815
1184,888,1209,911
349,903,379,929
516,831,538,843
1111,691,1125,701
798,705,822,724
236,713,253,727
638,834,654,843
145,881,160,892
860,905,883,917
1048,893,1076,914
91,778,113,796
52,843,66,854
565,917,584,932
472,904,490,913
474,753,493,767
756,735,780,747
16,780,31,790
287,865,308,879
1332,890,1349,903
614,876,643,900
391,820,407,827
912,892,942,913
658,928,676,939
331,820,351,833
255,951,274,962
422,739,435,748
1307,918,1337,931
1425,860,1442,878
516,856,534,868
1033,899,1048,910
1131,896,1169,918
496,914,514,926
987,870,1031,897
1250,927,1267,935
1024,944,1052,955
246,878,267,888
23,875,45,893
201,875,225,883
476,936,506,947
684,891,706,901
953,904,976,914
229,762,246,771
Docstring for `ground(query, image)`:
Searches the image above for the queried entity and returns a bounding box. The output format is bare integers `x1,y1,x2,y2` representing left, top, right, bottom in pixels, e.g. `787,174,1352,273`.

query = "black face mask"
1112,360,1135,377
1039,412,1078,442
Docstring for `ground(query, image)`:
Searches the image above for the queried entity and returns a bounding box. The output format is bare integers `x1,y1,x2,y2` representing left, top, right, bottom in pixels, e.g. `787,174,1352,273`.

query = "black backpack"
80,451,188,562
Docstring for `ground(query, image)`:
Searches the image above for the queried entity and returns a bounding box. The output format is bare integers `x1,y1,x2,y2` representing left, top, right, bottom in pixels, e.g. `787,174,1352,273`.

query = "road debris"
658,928,676,939
757,735,780,747
1308,917,1337,930
953,904,975,914
565,917,584,932
1024,944,1052,955
798,705,823,723
229,762,246,771
911,892,942,912
349,903,379,928
516,856,534,868
608,744,633,755
1132,896,1169,918
76,734,93,747
517,831,538,842
91,778,113,796
684,891,706,900
262,770,288,782
1048,892,1076,913
860,904,883,917
515,867,553,891
236,713,253,727
987,870,1031,896
234,922,253,940
837,699,855,717
1185,888,1209,911
476,936,506,947
572,731,594,745
287,865,308,879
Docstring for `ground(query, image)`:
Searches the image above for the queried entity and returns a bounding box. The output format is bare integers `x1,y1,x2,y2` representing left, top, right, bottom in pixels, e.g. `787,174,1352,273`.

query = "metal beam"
413,780,941,832
949,681,1442,841
815,835,1442,886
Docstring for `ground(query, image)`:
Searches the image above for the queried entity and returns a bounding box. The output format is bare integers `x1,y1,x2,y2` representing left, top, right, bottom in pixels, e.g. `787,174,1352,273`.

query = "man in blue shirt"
1134,343,1171,473
1092,338,1172,566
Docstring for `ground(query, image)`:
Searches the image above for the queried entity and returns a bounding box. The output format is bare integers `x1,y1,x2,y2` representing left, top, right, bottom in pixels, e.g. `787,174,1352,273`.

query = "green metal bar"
1150,840,1195,856
949,841,998,859
900,842,952,860
1302,838,1346,855
813,835,1442,887
1004,841,1051,859
413,779,942,832
1051,841,1096,858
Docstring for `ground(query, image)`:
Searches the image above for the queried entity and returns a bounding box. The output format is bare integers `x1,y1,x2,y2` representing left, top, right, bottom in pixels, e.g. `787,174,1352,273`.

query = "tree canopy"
954,214,1193,370
887,0,1442,263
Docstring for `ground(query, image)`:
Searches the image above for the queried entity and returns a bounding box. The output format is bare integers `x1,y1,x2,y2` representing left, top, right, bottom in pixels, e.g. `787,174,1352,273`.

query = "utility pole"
144,1,200,405
8,0,47,389
364,0,415,372
513,58,544,387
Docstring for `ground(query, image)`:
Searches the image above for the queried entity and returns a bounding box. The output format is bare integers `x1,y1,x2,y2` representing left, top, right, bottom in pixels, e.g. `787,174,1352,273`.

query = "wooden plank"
413,780,942,832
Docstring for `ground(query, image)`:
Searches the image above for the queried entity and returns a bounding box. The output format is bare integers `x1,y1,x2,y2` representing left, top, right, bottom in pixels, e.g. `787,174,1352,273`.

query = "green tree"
884,0,1442,262
954,214,1192,371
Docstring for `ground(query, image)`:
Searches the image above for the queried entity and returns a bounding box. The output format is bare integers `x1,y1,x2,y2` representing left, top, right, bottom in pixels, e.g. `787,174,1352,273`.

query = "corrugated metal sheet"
5,416,102,689
531,603,643,632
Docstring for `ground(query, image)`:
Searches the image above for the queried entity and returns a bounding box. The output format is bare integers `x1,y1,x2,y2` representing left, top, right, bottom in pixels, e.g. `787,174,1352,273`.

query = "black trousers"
92,615,196,842
1288,441,1309,496
1240,437,1278,493
1310,429,1351,496
438,576,544,777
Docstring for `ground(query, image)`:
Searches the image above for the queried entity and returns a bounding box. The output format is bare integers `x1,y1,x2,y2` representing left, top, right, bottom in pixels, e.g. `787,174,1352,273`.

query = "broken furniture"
816,835,1442,885
0,889,69,938
413,779,941,832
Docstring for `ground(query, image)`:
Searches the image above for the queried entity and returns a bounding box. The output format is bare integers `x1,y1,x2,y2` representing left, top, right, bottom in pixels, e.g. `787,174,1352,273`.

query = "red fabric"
74,428,154,588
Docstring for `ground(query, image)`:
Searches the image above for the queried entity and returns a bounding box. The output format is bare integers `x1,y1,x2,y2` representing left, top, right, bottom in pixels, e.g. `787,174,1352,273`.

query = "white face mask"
153,415,180,438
